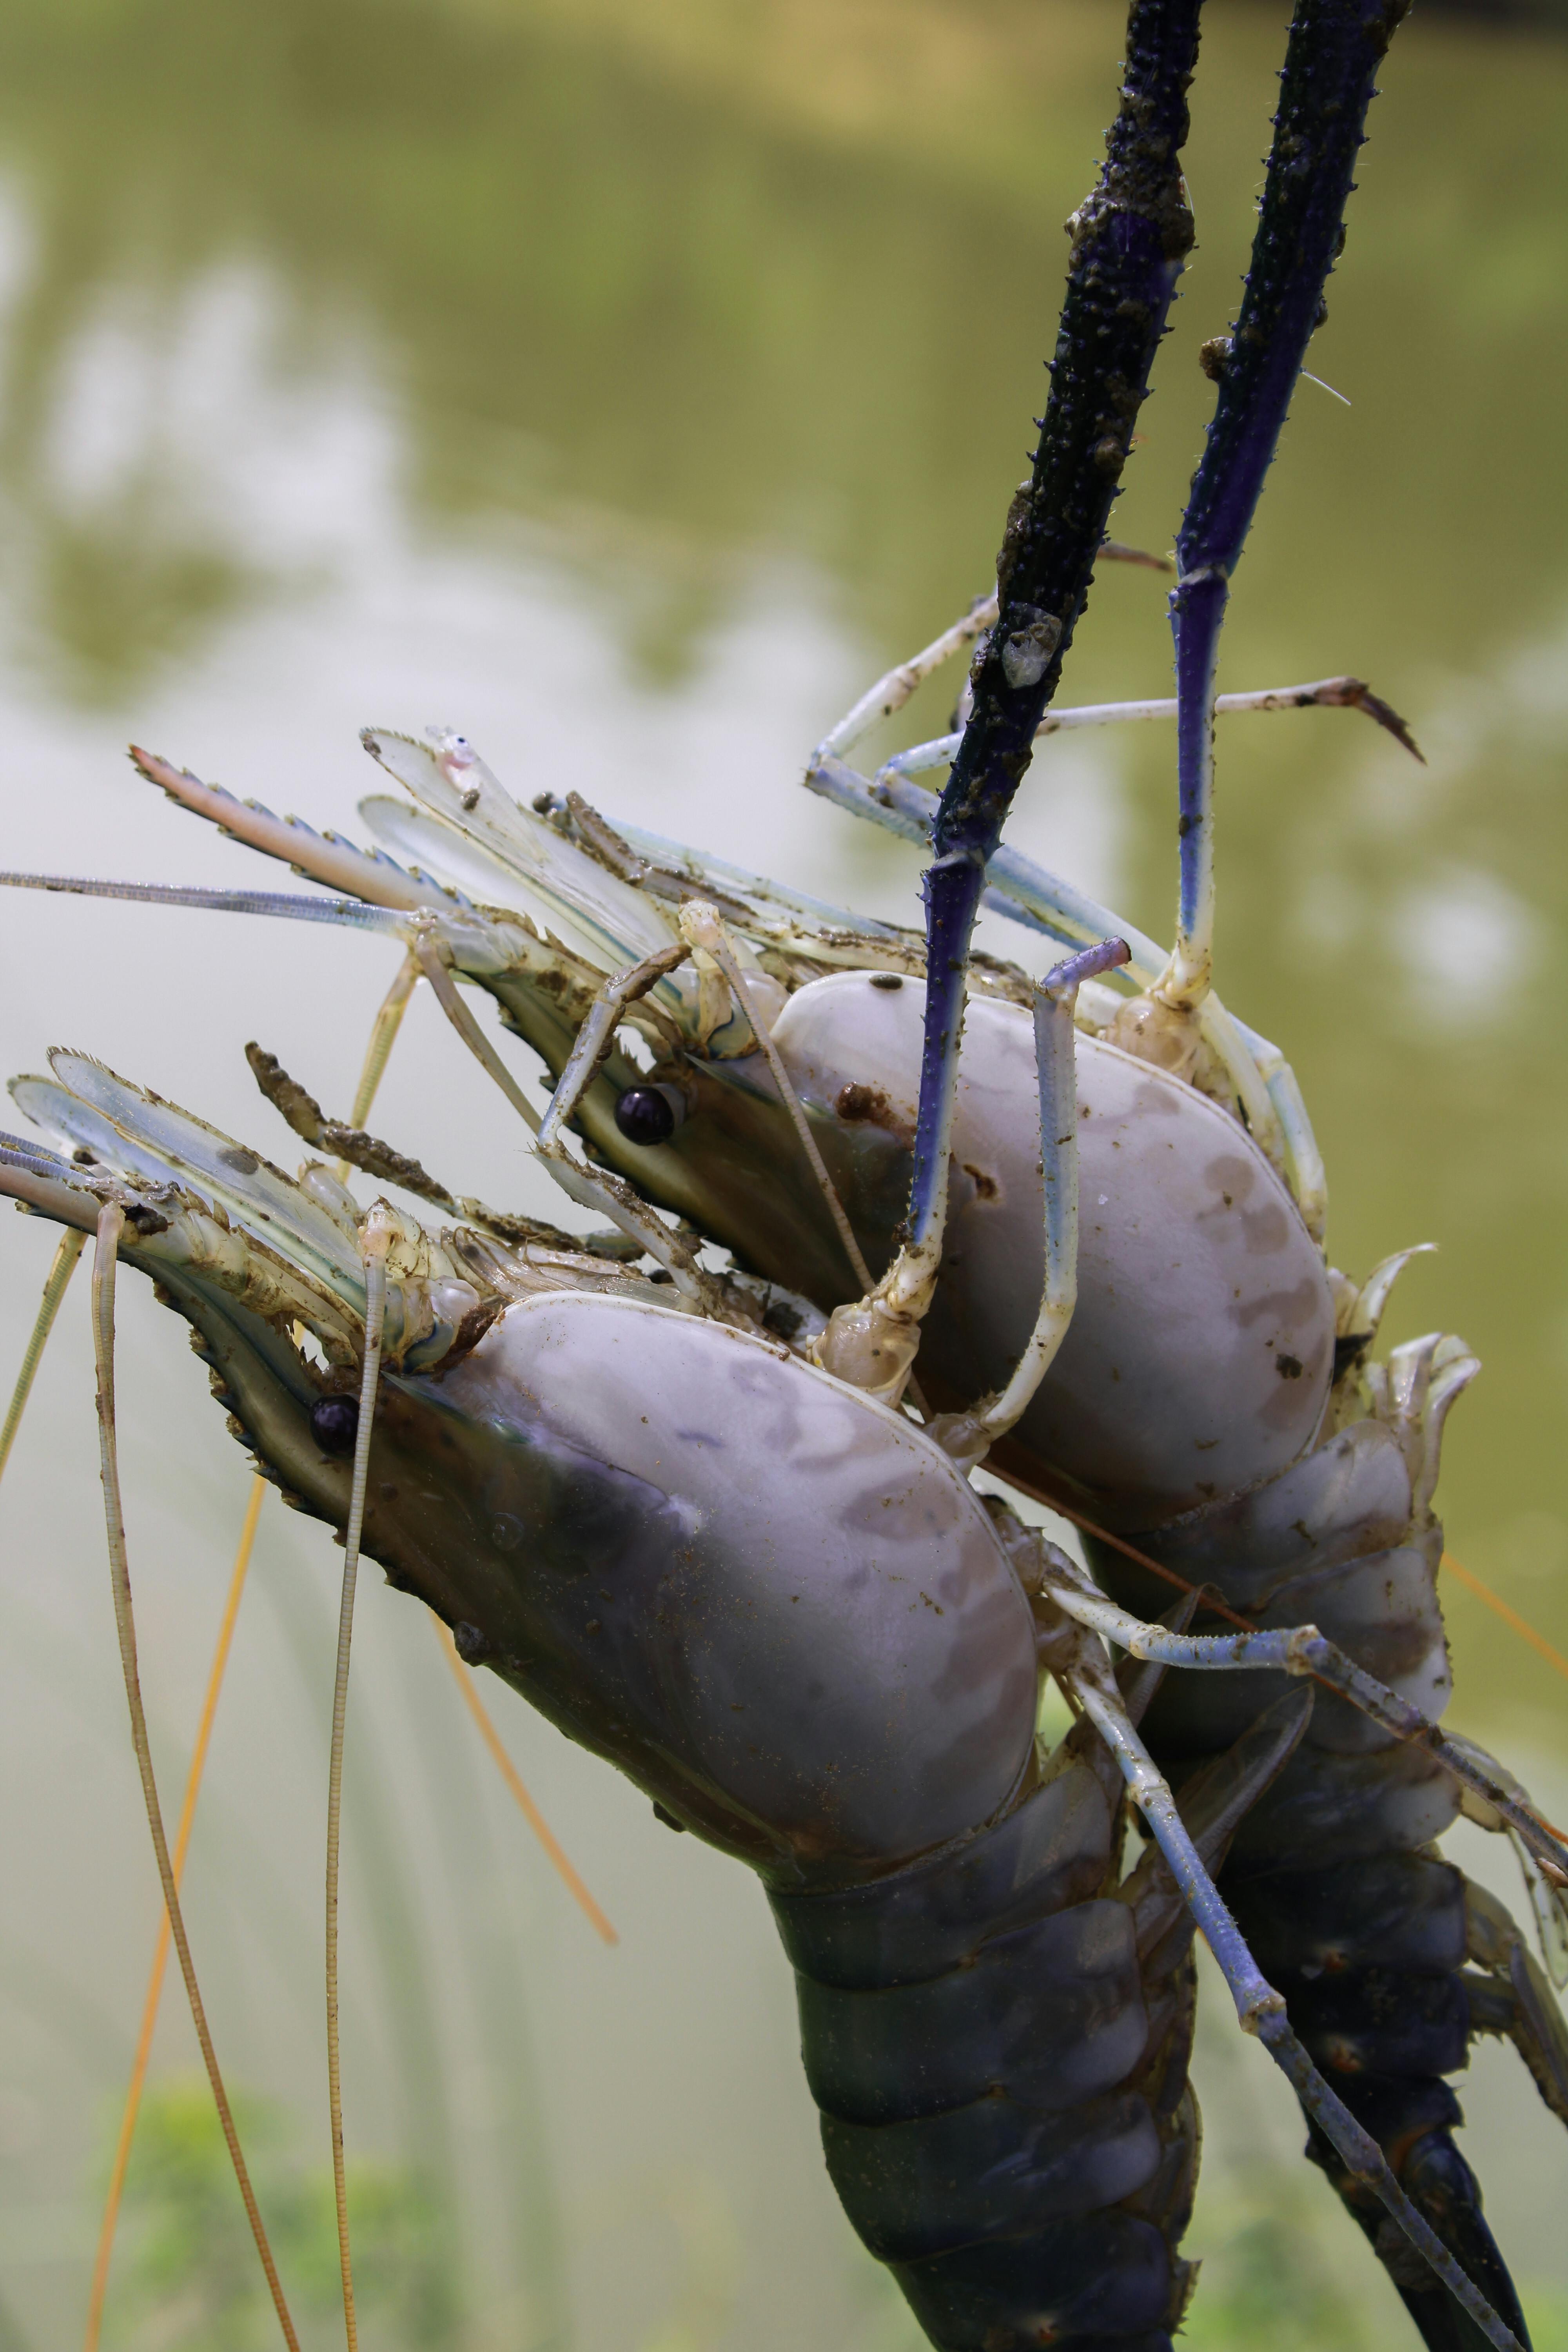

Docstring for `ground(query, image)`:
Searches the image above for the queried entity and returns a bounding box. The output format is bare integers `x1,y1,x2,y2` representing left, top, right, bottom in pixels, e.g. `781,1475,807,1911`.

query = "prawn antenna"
83,1475,263,2352
435,1624,619,1945
89,1205,301,2351
0,1228,86,1483
325,1206,394,2352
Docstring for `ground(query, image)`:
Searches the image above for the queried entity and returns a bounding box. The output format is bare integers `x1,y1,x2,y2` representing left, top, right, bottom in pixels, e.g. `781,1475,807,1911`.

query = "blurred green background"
0,0,1564,2344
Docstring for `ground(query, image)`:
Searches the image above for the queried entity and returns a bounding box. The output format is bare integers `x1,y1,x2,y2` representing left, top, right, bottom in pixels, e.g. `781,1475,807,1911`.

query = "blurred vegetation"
1179,2209,1386,2352
0,0,1564,695
101,2076,452,2350
1178,2212,1568,2352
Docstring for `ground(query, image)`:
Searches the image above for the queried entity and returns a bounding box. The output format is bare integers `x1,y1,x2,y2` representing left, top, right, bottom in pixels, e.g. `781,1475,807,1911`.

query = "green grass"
102,2075,455,2352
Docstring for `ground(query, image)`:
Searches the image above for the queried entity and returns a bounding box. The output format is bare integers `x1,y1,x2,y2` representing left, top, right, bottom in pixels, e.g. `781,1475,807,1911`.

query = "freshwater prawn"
0,2,1565,2348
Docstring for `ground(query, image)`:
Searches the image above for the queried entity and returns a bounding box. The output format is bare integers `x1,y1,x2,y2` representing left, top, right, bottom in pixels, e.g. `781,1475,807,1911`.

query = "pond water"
0,1,1564,2346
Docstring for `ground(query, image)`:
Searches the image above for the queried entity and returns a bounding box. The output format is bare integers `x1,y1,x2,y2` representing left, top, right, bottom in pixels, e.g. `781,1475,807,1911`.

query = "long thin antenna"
325,1210,391,2352
82,1475,264,2352
1444,1554,1568,1687
434,1622,617,1943
0,1229,87,1482
89,1206,301,2350
331,950,623,1943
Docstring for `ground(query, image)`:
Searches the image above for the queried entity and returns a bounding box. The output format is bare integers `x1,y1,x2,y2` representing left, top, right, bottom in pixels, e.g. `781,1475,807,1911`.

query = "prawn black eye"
614,1084,683,1147
311,1394,360,1456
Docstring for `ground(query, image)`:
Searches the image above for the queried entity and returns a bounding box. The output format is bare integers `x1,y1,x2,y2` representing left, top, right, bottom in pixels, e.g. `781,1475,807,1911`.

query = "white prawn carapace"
1,655,1348,1534
0,1054,1035,1875
769,971,1334,1528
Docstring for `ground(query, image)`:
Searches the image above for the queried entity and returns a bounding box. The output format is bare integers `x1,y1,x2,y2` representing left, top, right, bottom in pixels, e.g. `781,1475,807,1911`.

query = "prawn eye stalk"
0,5,1563,2352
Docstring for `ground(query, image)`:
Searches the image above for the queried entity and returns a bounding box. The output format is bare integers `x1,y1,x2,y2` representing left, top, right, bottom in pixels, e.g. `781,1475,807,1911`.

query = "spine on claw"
909,0,1203,1247
1165,0,1411,1009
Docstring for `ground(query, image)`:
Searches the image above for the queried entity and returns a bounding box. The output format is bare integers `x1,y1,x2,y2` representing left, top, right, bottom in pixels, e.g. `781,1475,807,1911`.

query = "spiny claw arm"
1068,1656,1524,2352
810,595,997,766
1161,1,1410,1014
1035,1545,1568,1883
907,0,1202,1298
810,5,1205,1409
871,673,1423,788
807,540,1180,768
806,756,1297,1196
